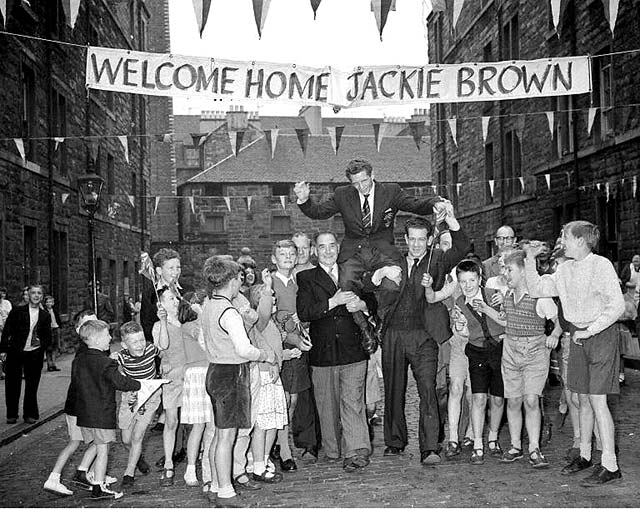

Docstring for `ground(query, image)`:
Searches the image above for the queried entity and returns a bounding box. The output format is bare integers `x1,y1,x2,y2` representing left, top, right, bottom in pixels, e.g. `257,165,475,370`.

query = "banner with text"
86,47,591,107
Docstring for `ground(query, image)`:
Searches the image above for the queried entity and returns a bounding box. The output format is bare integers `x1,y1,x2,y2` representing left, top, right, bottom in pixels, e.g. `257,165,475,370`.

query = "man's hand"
373,265,402,286
261,268,273,289
522,240,546,259
283,348,302,361
298,337,313,351
572,329,592,346
346,297,367,313
472,299,489,314
490,292,504,307
294,181,310,203
546,335,560,350
241,308,259,328
433,199,451,223
421,273,434,288
156,305,168,322
329,289,358,308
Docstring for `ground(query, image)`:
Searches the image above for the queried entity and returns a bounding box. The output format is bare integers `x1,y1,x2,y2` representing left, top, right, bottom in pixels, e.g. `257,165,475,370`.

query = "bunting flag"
633,176,637,198
127,194,135,207
163,133,173,143
191,0,212,36
188,196,195,214
61,192,70,204
13,138,25,162
310,0,322,19
246,196,253,212
295,128,310,156
453,0,465,29
61,0,81,29
488,180,495,199
252,0,272,38
546,111,555,136
515,114,526,141
372,122,388,152
456,183,462,197
153,196,160,215
431,185,437,195
326,126,344,155
54,137,64,151
518,176,525,193
431,0,446,11
279,195,286,210
566,171,571,187
596,182,601,191
264,128,279,158
371,0,393,40
228,130,245,157
0,0,5,29
224,196,231,211
88,139,99,163
408,120,425,150
301,106,322,135
447,118,458,146
191,133,206,147
587,107,597,136
545,174,551,190
117,135,129,163
481,116,490,145
602,0,620,35
605,181,610,202
550,0,562,32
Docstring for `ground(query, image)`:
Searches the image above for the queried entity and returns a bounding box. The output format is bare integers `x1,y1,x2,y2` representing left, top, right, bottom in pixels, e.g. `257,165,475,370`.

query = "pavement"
0,349,640,507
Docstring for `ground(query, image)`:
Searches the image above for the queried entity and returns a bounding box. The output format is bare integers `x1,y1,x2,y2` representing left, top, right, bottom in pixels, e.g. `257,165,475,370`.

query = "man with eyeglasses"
483,226,517,279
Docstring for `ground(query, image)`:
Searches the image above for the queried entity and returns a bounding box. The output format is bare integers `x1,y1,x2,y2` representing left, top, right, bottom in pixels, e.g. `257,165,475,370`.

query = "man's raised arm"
295,181,340,220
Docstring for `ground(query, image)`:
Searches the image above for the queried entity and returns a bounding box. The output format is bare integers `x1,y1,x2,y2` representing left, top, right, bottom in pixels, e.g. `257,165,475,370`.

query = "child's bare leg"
185,423,205,483
277,392,297,461
523,394,541,452
577,393,594,460
471,392,487,450
447,377,465,443
51,440,81,475
590,394,617,471
162,408,179,473
202,423,216,489
215,427,238,499
92,443,109,484
79,443,97,473
251,426,267,474
488,395,504,442
124,421,148,477
506,396,523,450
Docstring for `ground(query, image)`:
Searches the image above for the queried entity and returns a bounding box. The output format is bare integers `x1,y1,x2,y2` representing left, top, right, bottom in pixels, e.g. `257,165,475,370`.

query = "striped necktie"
362,194,371,232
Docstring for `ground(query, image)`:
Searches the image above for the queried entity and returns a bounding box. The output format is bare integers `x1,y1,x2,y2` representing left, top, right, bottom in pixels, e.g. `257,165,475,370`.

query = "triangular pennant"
301,106,322,135
447,118,458,146
481,116,490,144
191,133,206,147
633,176,637,198
264,129,279,158
61,0,81,29
310,0,322,19
456,183,462,197
0,0,6,29
295,128,310,156
13,138,25,162
246,196,253,212
602,0,620,35
430,0,446,11
544,174,551,190
431,185,437,195
546,111,555,137
587,107,597,136
228,131,238,157
550,0,561,32
54,137,64,151
61,193,70,204
188,196,195,214
279,195,286,210
488,180,495,199
128,194,135,207
153,197,160,215
566,172,571,188
117,135,129,164
605,182,610,202
518,176,525,193
408,120,425,151
371,0,393,40
224,196,231,211
372,122,388,152
88,139,99,163
252,0,272,39
191,0,212,36
453,0,465,29
326,126,345,155
163,133,173,143
515,114,526,140
596,182,601,191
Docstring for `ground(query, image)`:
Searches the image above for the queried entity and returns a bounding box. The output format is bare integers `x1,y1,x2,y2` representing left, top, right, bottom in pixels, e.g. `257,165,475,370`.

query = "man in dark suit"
368,210,469,464
296,231,371,472
0,284,51,424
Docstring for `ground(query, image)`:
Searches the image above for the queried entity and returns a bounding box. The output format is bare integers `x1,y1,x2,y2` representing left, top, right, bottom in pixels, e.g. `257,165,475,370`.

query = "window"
139,97,147,149
47,0,64,37
204,183,223,196
0,217,4,283
106,92,114,112
139,13,148,51
435,103,446,143
52,230,68,313
592,50,614,140
107,153,115,196
130,96,137,135
202,214,226,233
436,167,447,199
131,171,138,226
501,15,519,60
271,183,290,197
271,215,292,234
23,225,37,285
451,162,459,209
552,203,575,239
51,87,68,176
484,143,494,204
503,131,521,200
96,257,103,285
432,16,442,64
109,259,117,321
483,41,493,62
596,197,618,262
21,61,36,160
123,260,130,298
551,96,574,158
184,146,200,167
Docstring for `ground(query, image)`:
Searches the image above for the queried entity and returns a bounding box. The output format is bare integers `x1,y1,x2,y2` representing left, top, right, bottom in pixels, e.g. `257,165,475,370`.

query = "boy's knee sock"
601,452,618,472
217,486,236,499
579,443,591,461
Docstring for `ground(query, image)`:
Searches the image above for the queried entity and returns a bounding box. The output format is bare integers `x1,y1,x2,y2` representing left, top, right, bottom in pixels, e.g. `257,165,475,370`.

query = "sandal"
500,446,523,463
343,454,370,472
462,436,474,449
202,481,212,494
251,470,283,484
529,448,549,469
160,468,175,487
444,441,461,458
470,449,484,465
487,440,503,457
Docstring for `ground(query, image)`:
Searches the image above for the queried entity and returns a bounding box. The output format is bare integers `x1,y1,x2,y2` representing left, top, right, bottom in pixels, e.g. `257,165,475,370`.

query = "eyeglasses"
495,236,515,242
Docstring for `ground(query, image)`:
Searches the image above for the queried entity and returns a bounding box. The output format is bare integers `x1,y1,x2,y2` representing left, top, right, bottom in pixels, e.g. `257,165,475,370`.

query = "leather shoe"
420,450,441,465
47,366,61,372
581,465,622,486
24,417,38,424
6,417,17,424
279,458,297,471
269,443,281,462
383,446,404,456
232,474,261,491
301,448,318,462
561,456,592,475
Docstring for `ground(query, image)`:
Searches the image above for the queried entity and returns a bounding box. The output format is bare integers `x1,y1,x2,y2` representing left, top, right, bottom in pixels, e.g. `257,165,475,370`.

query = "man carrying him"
483,226,517,280
296,231,372,472
368,206,469,464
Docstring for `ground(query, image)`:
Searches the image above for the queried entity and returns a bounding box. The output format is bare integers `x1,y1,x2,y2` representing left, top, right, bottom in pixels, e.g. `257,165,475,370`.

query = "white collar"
464,289,484,306
274,271,295,286
358,182,376,201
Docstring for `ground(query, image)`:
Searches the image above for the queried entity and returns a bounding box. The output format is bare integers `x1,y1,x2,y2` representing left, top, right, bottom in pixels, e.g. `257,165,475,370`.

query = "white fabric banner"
86,47,592,107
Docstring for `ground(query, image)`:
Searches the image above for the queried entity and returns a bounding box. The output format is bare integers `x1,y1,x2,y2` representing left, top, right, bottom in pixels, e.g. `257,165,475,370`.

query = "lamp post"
77,174,105,315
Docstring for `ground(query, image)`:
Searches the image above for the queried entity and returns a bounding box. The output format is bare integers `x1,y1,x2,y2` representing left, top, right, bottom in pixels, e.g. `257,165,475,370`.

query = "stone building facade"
427,0,639,265
0,0,163,340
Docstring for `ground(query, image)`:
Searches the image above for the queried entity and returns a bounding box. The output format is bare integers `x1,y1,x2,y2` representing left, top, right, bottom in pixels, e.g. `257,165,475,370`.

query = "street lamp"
77,173,105,315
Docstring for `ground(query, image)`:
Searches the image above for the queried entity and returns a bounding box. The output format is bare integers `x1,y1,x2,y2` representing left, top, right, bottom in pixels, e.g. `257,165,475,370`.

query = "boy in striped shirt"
113,321,162,489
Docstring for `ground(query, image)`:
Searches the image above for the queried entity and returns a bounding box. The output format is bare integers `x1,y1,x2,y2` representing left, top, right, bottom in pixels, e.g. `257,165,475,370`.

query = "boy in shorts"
73,320,141,499
524,222,625,486
454,260,506,465
200,257,275,507
499,251,561,468
113,321,162,489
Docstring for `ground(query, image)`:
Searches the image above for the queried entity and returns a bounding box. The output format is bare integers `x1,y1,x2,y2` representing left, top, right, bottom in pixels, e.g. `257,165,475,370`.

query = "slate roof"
183,133,431,184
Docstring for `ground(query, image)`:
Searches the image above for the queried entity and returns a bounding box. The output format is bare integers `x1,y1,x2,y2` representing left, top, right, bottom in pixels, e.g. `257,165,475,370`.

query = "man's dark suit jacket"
378,229,470,344
298,182,439,263
296,266,368,368
0,305,52,354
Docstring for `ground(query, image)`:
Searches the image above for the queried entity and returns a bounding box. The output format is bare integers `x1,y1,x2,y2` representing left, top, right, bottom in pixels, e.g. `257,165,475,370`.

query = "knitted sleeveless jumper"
504,292,546,337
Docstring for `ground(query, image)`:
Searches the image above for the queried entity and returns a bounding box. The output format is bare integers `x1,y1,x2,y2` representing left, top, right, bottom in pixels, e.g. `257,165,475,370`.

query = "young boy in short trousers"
499,250,561,468
524,221,625,486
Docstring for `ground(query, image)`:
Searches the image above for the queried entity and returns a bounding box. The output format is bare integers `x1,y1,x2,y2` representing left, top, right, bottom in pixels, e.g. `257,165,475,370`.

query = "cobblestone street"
1,364,639,507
